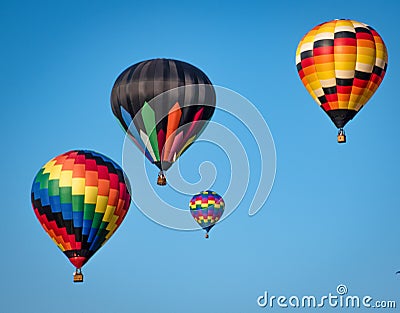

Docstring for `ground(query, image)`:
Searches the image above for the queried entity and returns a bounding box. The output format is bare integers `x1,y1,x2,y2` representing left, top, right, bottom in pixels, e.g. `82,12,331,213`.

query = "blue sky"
1,0,400,312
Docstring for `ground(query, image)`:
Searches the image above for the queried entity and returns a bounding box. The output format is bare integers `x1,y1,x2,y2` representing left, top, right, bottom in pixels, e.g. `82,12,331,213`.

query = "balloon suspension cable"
73,268,84,283
337,128,346,144
205,233,209,239
157,171,167,186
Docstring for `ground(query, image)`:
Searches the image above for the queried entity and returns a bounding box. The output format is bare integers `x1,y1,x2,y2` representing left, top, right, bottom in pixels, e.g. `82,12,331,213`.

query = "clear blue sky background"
1,0,399,312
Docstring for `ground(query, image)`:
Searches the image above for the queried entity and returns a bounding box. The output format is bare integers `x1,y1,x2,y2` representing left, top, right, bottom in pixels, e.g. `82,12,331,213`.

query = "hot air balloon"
111,58,216,185
296,19,388,143
189,190,225,239
31,150,131,282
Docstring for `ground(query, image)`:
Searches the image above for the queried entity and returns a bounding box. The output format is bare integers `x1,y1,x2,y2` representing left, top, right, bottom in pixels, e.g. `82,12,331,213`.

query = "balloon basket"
73,269,83,283
337,129,346,144
337,135,346,143
205,233,209,239
157,172,167,186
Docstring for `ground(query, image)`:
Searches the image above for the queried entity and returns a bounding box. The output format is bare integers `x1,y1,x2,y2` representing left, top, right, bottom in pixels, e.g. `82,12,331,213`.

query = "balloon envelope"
111,58,216,177
189,190,225,236
296,19,388,130
31,150,131,270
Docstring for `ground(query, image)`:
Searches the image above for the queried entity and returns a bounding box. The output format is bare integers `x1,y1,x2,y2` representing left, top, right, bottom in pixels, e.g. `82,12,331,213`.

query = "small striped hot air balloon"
296,19,388,143
111,58,216,185
189,190,225,239
31,150,131,282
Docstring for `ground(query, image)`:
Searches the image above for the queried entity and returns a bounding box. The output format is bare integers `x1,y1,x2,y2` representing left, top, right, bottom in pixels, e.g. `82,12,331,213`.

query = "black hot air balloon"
111,58,216,185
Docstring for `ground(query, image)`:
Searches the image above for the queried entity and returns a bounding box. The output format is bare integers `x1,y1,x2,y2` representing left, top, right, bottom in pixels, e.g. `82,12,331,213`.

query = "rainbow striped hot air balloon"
189,190,225,239
111,58,216,185
31,150,131,282
296,19,388,143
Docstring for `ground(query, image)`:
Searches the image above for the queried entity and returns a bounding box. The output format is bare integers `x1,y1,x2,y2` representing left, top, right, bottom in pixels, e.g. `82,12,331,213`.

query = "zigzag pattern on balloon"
31,150,131,269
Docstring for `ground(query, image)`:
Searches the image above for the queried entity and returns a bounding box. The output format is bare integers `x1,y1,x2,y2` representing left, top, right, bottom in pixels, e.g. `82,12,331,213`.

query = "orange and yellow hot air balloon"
296,19,388,143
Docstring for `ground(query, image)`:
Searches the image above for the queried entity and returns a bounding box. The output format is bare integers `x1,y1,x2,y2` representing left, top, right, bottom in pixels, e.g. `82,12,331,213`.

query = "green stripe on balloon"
99,221,108,232
38,170,49,189
92,212,103,229
48,179,59,197
60,187,72,204
141,101,160,161
72,195,84,212
97,222,109,242
83,204,95,220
